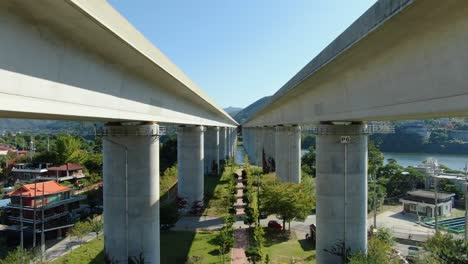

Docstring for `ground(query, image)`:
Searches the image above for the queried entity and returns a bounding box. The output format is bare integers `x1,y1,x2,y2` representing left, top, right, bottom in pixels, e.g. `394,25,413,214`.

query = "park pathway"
232,168,249,264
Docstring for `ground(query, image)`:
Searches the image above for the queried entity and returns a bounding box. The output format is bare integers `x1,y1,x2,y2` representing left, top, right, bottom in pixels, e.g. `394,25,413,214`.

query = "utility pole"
33,179,37,248
373,174,377,228
20,193,23,249
41,181,45,260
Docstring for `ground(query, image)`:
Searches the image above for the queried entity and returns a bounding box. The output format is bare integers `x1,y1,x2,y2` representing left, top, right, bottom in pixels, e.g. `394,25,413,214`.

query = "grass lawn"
49,231,222,264
203,165,238,217
263,229,316,264
49,237,104,264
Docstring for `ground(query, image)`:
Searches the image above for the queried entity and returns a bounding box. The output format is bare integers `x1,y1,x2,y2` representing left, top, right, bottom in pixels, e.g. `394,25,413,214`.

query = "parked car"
267,220,282,230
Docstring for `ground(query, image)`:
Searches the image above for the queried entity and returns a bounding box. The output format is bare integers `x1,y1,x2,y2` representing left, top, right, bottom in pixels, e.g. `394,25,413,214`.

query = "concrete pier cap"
315,121,368,264
102,121,160,263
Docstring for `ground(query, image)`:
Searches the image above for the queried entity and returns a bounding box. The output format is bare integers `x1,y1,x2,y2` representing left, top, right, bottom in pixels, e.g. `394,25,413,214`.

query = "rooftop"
47,163,83,171
7,181,70,197
407,190,455,200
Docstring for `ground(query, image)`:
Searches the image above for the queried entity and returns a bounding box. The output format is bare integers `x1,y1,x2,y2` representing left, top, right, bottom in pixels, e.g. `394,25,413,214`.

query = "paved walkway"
232,168,249,264
45,232,98,262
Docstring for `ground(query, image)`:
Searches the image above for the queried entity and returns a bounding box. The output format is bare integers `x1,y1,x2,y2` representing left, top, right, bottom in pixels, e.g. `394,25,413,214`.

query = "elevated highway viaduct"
0,1,238,263
243,0,468,263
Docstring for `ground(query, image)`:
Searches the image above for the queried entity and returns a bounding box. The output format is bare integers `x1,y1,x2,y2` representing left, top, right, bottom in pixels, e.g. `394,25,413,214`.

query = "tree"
373,227,394,245
368,183,386,213
84,153,103,175
261,182,315,230
301,147,316,177
349,238,399,264
160,136,177,172
438,179,463,199
55,134,87,165
68,220,91,245
385,167,424,198
210,216,234,263
423,232,468,263
301,135,315,150
89,216,104,238
0,247,39,264
368,141,383,176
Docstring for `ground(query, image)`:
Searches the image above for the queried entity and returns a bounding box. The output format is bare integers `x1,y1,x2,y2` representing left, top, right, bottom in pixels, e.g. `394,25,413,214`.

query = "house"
42,163,86,182
11,163,49,183
0,146,12,155
400,190,455,218
6,181,86,242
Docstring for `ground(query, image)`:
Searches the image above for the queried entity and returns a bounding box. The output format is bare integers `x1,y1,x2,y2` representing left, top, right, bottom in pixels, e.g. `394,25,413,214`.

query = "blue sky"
108,0,377,109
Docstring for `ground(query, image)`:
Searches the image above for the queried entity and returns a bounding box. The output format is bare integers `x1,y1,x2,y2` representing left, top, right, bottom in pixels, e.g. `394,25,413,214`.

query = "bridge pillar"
204,126,219,175
103,122,160,264
177,125,205,206
316,122,368,264
254,127,264,167
263,126,276,172
246,127,256,164
275,125,301,183
219,127,227,161
230,128,237,161
242,127,252,163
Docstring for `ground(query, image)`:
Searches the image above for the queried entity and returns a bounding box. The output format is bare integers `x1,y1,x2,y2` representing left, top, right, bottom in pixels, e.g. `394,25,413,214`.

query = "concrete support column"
103,122,160,263
204,126,219,175
316,122,368,264
254,127,264,167
177,125,205,205
227,128,233,158
219,127,227,161
233,128,238,162
275,125,301,183
247,127,256,164
263,127,276,172
242,127,251,163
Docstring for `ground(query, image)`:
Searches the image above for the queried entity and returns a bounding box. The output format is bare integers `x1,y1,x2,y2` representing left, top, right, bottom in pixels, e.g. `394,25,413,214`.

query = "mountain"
223,107,243,117
233,96,271,124
0,119,99,136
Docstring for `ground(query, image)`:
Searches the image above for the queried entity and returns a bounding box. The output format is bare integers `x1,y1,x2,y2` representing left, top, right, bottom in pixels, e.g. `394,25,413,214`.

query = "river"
301,149,468,171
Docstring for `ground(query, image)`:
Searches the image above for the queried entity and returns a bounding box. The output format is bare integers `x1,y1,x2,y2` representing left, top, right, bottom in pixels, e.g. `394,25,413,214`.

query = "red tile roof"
0,146,12,151
47,163,83,171
7,181,70,197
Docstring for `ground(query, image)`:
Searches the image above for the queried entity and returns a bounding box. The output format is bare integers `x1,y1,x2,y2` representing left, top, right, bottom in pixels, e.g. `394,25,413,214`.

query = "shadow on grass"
91,250,104,264
298,239,315,251
160,231,196,263
263,228,290,247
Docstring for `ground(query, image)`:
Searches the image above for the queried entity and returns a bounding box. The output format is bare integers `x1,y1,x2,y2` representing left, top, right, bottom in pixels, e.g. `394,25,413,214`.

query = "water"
301,149,468,170
236,145,246,165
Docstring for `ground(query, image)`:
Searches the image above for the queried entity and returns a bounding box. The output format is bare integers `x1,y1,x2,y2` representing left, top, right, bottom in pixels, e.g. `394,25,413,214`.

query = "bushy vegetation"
348,228,398,264
421,232,468,263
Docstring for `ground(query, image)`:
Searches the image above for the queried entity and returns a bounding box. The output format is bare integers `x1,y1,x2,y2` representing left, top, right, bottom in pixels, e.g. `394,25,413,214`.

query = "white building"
400,190,455,218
